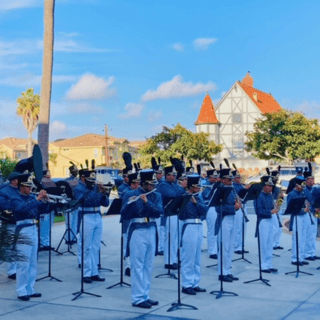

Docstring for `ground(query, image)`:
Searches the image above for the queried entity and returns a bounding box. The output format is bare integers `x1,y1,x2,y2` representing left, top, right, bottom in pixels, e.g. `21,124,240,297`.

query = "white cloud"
0,74,77,87
172,43,184,52
0,39,38,56
51,102,104,116
142,75,216,101
118,103,144,119
50,121,68,136
193,37,217,51
147,111,162,122
295,101,320,119
66,73,116,100
0,0,41,11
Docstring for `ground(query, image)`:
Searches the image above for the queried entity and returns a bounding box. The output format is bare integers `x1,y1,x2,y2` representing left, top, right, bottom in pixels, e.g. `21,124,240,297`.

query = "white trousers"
16,225,38,297
164,216,178,265
65,208,78,242
259,218,274,270
123,231,131,269
273,210,283,247
305,213,317,258
6,224,17,276
156,217,165,252
292,214,307,262
234,208,247,251
39,211,54,247
130,226,156,305
79,213,103,277
206,207,217,255
217,215,235,276
181,224,203,288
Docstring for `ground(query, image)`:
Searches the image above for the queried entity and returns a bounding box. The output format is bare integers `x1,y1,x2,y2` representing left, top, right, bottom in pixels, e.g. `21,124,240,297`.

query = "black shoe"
234,250,242,255
132,301,152,309
273,247,278,250
165,263,178,270
157,251,164,256
276,246,284,250
78,264,81,269
218,275,233,282
261,269,272,273
29,293,42,298
292,261,303,266
228,274,239,281
83,277,92,283
269,268,278,273
209,254,217,259
146,299,159,305
305,257,315,261
91,275,105,282
125,268,131,277
193,286,206,292
18,295,30,301
314,256,320,260
302,261,309,265
8,274,16,280
182,287,197,295
243,250,249,253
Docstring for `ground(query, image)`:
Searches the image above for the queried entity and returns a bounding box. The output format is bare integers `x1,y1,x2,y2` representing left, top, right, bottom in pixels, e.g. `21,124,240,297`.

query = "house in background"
0,138,35,161
195,73,282,169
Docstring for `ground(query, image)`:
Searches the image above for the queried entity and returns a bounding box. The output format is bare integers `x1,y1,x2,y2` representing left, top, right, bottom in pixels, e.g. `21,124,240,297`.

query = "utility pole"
105,124,110,167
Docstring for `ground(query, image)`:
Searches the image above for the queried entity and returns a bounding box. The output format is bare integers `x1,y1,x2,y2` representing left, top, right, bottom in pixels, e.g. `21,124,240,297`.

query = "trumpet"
127,189,156,205
32,192,71,204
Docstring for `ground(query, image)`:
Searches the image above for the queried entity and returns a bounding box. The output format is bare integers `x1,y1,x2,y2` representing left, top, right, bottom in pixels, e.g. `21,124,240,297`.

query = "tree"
139,123,222,165
16,88,40,157
0,158,18,180
245,109,320,163
38,0,55,168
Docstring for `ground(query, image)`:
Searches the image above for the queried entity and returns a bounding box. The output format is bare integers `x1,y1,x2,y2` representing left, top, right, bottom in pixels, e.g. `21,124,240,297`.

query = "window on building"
232,113,242,123
233,135,244,149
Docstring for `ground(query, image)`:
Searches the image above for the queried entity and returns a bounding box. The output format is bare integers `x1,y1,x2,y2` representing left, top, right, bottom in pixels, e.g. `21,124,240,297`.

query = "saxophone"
274,191,284,227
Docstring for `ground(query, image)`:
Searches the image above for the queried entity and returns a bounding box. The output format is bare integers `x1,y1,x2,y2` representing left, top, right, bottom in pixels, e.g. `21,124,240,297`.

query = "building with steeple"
195,73,282,168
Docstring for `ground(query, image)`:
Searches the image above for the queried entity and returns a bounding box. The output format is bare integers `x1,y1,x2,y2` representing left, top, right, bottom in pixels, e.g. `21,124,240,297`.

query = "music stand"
72,206,102,301
106,198,131,289
284,197,313,278
37,210,62,283
167,195,198,312
313,199,320,271
155,197,178,280
209,187,238,299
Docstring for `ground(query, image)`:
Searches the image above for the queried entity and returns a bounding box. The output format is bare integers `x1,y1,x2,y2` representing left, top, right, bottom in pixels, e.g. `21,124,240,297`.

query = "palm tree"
16,88,40,157
38,0,55,168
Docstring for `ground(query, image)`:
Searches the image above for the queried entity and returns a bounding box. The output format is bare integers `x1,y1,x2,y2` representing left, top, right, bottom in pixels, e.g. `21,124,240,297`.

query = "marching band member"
202,169,219,259
64,162,79,244
9,174,52,301
74,170,109,283
0,172,21,280
157,166,185,270
180,175,207,295
286,167,304,194
215,168,241,282
255,176,278,273
287,178,309,266
121,170,163,309
118,168,130,198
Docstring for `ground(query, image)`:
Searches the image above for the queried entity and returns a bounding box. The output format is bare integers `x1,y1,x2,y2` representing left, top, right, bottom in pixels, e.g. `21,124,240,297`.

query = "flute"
127,189,156,204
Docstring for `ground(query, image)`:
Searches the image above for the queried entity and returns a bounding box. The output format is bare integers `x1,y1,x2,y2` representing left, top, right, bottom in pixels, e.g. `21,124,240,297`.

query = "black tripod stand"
72,208,102,301
167,195,197,312
37,210,62,283
56,209,77,256
244,218,270,287
155,215,177,280
107,223,130,289
98,240,113,272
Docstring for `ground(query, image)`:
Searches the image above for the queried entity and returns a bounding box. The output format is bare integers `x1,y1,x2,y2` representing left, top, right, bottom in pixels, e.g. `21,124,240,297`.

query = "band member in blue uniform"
202,169,219,259
287,178,309,266
0,172,21,279
215,168,241,282
74,170,109,283
255,176,278,273
121,170,163,309
157,166,185,270
286,167,304,194
118,168,130,198
180,175,207,295
8,174,51,301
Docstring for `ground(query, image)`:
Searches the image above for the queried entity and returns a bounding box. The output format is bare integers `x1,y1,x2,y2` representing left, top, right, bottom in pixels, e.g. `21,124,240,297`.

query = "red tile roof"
195,94,219,125
238,82,282,114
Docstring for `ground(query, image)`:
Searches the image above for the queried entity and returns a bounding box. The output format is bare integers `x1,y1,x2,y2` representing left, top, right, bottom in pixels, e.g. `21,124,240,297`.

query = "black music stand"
98,240,113,272
167,195,198,312
155,197,178,280
284,197,313,278
210,187,238,299
313,199,320,271
106,198,131,289
37,210,62,283
72,206,102,301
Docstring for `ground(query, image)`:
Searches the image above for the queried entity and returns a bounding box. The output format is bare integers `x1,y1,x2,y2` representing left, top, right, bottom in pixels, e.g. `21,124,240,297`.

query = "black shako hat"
219,168,232,179
304,171,313,179
260,176,274,186
232,170,240,177
187,175,201,189
295,178,306,187
18,173,34,187
81,170,96,182
140,170,157,184
164,166,176,176
128,172,140,184
8,171,21,181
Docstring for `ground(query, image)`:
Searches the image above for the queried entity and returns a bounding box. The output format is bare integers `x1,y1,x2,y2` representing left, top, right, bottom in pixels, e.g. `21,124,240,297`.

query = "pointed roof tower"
195,93,219,125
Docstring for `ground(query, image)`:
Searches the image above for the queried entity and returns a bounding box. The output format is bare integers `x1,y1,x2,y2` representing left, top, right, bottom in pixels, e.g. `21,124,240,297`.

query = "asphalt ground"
1,201,320,320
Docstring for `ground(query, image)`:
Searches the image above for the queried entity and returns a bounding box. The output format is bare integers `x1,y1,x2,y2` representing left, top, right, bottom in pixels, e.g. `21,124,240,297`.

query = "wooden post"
105,125,109,167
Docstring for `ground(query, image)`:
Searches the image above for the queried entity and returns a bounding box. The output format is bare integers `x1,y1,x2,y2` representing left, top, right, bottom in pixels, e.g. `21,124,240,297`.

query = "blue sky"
1,0,320,142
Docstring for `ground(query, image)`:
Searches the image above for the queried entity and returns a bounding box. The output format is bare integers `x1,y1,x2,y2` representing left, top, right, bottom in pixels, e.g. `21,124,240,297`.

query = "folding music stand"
106,198,130,289
209,187,238,299
284,197,313,278
155,197,178,280
166,195,198,312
